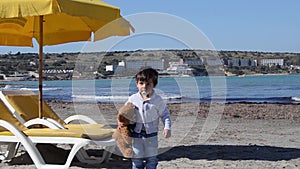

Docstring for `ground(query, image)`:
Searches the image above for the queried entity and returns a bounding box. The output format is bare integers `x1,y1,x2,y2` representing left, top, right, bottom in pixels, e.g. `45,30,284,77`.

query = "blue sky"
0,0,299,54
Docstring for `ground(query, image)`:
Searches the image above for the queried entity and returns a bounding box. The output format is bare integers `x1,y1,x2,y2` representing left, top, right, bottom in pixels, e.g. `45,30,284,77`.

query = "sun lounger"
0,91,113,136
0,91,101,128
0,99,115,169
0,91,116,164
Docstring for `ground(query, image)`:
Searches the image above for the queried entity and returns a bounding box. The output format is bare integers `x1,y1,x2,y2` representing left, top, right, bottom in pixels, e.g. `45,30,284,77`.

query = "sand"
0,102,299,169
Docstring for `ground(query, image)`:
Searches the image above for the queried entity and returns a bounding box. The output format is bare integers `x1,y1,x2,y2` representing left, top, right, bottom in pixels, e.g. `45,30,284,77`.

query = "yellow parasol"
0,0,134,118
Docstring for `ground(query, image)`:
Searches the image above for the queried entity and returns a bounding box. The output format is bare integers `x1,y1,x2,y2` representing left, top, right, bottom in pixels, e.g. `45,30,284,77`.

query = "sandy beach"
0,102,299,169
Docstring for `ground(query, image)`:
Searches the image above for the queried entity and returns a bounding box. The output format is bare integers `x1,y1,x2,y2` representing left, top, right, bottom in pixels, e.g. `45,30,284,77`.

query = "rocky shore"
46,101,300,119
0,102,299,168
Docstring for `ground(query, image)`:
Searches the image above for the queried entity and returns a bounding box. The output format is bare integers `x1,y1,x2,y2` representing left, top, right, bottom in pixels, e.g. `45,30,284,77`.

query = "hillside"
0,50,299,79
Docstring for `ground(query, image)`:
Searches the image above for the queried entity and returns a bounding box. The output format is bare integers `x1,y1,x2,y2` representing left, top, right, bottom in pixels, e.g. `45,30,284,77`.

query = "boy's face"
136,79,155,95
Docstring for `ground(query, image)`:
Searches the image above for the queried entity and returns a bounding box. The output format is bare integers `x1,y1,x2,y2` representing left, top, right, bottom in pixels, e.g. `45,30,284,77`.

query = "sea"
0,74,299,104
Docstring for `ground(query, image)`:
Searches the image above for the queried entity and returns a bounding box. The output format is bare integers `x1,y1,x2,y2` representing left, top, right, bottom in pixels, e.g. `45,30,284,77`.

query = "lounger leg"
75,148,91,163
3,142,20,160
76,148,106,164
103,145,115,163
75,145,115,164
0,142,12,160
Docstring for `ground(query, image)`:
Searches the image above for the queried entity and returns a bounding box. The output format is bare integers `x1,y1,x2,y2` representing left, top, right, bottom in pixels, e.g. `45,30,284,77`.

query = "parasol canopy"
0,0,134,118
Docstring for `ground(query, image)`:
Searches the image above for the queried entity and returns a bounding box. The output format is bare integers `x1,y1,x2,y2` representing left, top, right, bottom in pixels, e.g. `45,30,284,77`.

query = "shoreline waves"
1,74,300,105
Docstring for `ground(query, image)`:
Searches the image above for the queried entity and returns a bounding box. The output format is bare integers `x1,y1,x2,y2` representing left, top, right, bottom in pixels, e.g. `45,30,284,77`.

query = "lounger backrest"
5,94,65,125
0,99,113,139
0,100,27,132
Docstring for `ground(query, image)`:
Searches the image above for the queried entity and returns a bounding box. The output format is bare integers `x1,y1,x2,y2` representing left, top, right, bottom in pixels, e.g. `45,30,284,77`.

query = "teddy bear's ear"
126,102,136,109
126,102,133,107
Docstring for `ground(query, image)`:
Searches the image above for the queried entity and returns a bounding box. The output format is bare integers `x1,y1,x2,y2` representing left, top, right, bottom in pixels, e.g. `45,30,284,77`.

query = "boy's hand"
163,129,171,138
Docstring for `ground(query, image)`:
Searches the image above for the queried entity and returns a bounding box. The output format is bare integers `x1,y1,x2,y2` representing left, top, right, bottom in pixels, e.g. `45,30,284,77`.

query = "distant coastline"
0,49,299,81
225,72,290,77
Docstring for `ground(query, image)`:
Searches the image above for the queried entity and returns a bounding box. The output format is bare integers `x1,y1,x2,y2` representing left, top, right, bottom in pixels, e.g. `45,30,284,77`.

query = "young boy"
118,68,171,169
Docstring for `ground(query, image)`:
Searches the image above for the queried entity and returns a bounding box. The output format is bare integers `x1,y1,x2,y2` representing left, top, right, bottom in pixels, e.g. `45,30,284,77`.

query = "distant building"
105,65,115,72
166,61,193,75
43,69,73,74
125,59,168,70
29,61,36,66
5,72,29,81
118,61,125,67
183,59,204,66
260,59,284,67
106,61,125,72
204,59,224,66
227,59,257,67
289,65,300,70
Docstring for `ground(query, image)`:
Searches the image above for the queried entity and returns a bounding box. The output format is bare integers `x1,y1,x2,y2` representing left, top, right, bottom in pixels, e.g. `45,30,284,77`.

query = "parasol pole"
38,16,44,119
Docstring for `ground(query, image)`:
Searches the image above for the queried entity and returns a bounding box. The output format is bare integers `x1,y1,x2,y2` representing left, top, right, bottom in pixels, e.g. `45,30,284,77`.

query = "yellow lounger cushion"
0,128,114,140
0,100,28,132
25,128,115,140
5,95,65,125
65,123,105,130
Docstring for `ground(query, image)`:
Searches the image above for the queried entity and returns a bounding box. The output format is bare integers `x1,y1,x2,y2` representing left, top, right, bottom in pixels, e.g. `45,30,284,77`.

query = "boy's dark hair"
135,68,159,87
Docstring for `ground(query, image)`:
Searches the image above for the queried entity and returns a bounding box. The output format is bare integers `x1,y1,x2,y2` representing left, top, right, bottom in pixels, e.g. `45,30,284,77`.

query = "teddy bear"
112,102,136,158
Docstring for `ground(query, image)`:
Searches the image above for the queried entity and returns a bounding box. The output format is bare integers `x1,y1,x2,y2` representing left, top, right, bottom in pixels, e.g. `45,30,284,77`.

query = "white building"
105,65,115,72
166,62,193,75
260,59,284,67
105,61,125,72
